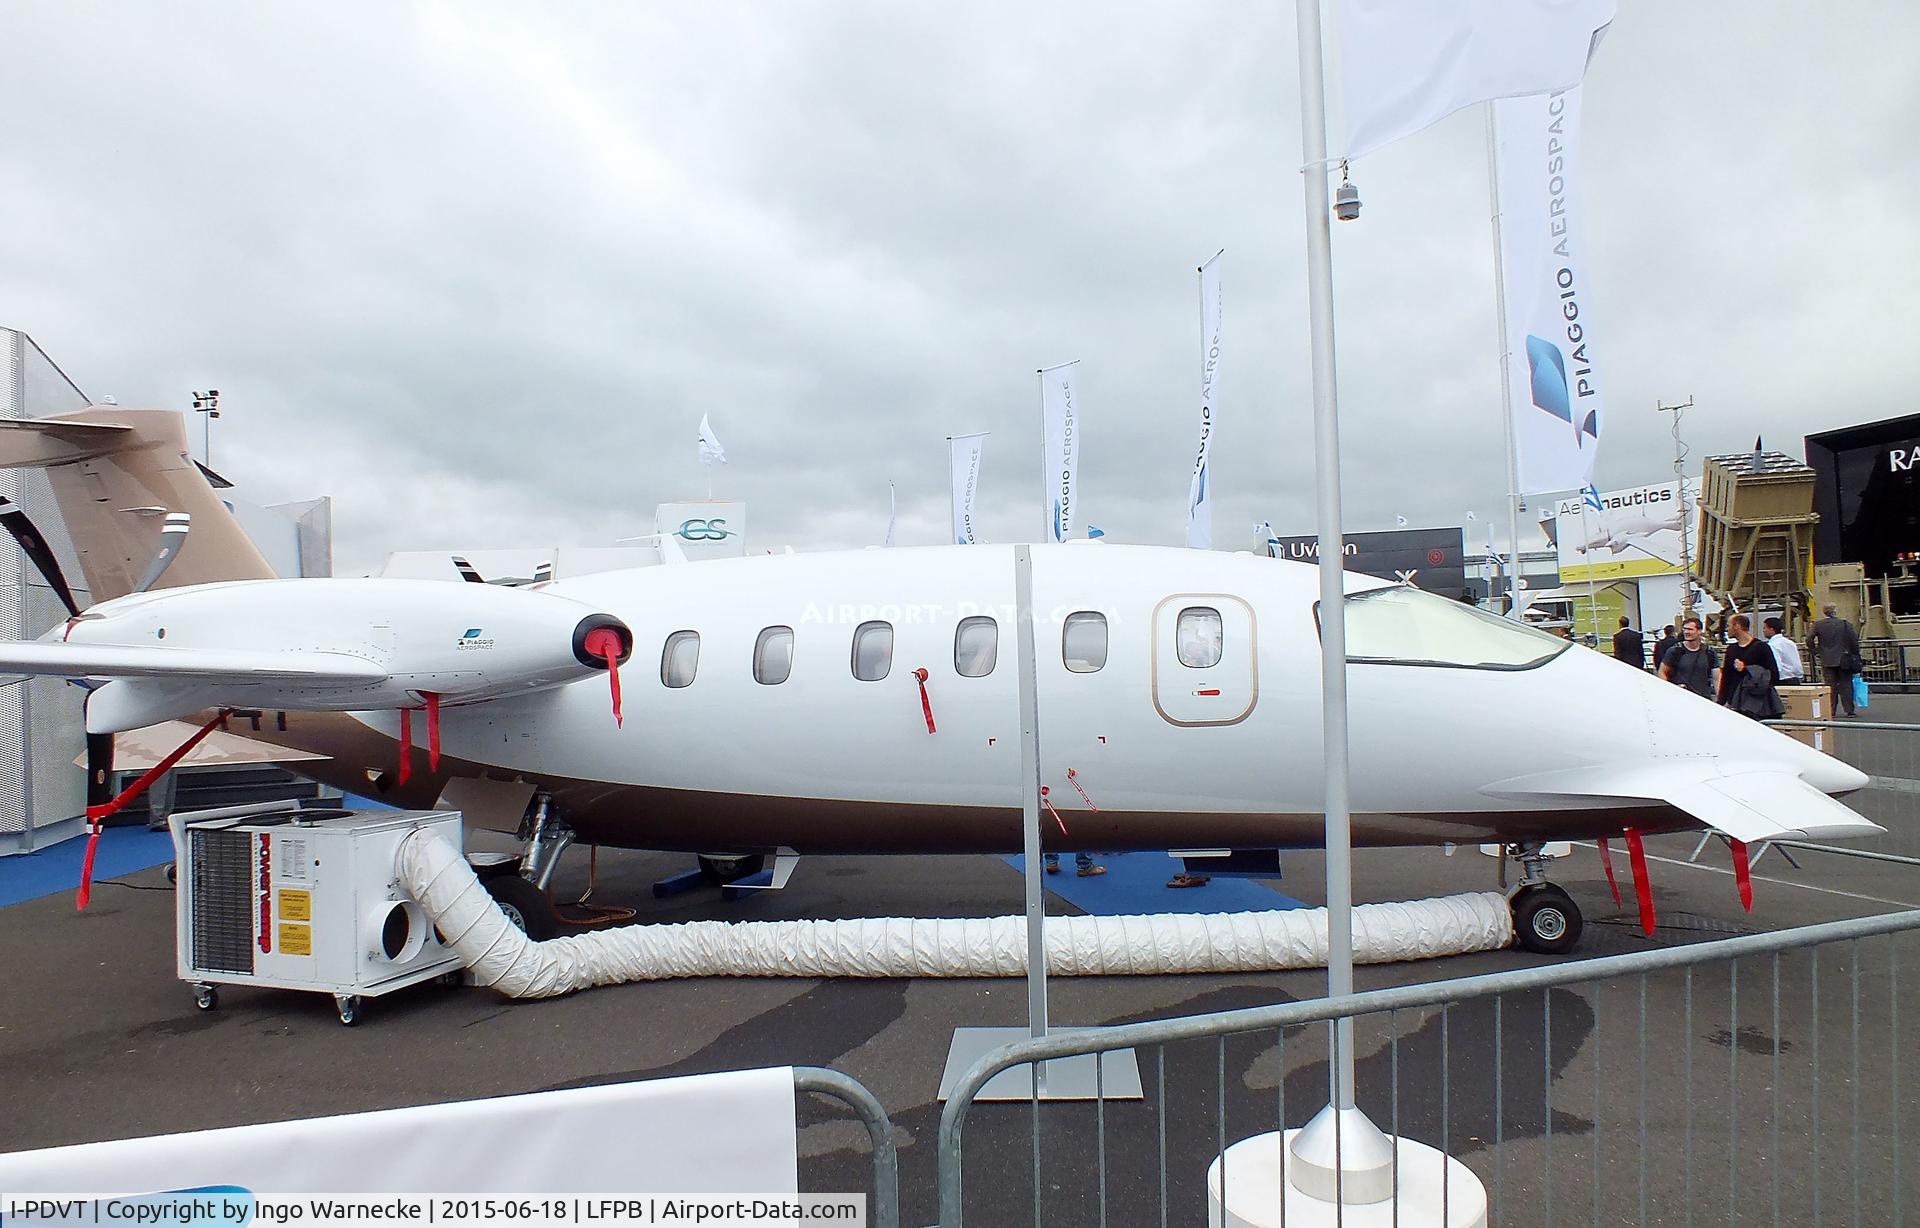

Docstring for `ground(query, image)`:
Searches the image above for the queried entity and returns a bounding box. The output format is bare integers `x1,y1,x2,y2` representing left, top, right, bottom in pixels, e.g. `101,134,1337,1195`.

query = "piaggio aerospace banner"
1496,85,1605,497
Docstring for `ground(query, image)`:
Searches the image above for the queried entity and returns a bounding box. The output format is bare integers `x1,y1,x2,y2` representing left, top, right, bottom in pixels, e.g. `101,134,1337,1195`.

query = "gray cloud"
2,2,1913,574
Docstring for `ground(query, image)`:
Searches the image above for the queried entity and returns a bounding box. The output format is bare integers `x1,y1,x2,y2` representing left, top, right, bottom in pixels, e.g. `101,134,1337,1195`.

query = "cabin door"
1150,594,1258,726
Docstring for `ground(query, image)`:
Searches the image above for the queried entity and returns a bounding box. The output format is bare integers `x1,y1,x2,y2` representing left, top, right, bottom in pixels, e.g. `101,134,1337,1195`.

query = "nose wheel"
1504,841,1583,954
1511,882,1583,954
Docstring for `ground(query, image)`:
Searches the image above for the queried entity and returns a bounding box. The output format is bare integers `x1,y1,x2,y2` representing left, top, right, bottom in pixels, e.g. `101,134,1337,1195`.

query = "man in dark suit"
1808,602,1862,716
1612,617,1646,669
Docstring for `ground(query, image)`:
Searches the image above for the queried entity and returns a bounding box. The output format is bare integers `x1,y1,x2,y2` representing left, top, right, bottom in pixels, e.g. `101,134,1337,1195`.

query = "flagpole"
1486,104,1524,617
1036,369,1051,543
945,436,957,543
1295,0,1357,1118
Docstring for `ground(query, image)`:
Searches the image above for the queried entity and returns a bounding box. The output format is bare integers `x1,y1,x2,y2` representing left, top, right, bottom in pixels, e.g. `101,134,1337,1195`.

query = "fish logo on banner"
1039,362,1080,543
1497,87,1604,496
1188,252,1224,549
948,432,989,545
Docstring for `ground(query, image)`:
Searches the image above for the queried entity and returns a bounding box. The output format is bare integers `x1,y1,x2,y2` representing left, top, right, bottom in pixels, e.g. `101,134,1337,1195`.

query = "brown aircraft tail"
0,407,276,603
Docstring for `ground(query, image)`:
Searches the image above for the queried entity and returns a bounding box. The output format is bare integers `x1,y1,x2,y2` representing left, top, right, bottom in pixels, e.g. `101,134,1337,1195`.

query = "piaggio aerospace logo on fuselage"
457,627,495,650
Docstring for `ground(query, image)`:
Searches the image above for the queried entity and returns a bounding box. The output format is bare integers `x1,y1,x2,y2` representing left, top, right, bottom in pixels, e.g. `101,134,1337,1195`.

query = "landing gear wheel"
698,854,766,885
193,984,217,1011
1512,884,1583,955
334,994,361,1027
483,874,558,941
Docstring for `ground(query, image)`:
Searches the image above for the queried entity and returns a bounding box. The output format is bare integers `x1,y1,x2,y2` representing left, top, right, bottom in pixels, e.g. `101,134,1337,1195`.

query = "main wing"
0,641,388,686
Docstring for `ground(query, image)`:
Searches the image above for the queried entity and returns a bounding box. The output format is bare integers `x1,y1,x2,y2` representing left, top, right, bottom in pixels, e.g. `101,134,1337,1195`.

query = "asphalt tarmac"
3,705,1917,1226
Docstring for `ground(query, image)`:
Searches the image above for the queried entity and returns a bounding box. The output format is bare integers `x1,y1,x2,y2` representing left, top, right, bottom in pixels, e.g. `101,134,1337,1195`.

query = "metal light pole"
191,389,220,469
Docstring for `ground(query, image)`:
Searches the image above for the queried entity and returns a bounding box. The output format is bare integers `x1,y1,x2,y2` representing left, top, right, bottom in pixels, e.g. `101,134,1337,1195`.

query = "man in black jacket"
1651,624,1679,673
1612,617,1646,669
1808,603,1862,716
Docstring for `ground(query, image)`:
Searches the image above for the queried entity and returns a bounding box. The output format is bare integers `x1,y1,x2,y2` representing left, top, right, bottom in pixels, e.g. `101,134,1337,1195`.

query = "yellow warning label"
278,889,312,921
279,923,313,956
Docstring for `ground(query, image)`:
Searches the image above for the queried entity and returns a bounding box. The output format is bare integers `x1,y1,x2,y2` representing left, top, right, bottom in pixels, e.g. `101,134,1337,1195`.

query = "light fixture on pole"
191,390,221,469
1333,162,1362,222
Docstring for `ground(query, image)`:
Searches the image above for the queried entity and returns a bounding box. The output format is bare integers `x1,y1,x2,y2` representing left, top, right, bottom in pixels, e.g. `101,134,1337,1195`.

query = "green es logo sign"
676,518,736,542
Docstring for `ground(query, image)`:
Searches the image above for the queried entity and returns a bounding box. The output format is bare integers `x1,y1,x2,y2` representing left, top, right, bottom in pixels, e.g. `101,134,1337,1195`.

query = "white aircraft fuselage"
296,542,1865,855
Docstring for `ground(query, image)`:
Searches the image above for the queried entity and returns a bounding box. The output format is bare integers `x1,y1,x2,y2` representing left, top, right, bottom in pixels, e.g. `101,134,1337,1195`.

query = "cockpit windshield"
1323,585,1570,671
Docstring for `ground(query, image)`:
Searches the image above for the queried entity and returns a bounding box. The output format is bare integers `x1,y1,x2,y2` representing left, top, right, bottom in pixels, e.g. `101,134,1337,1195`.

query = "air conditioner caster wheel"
335,994,362,1026
193,984,217,1011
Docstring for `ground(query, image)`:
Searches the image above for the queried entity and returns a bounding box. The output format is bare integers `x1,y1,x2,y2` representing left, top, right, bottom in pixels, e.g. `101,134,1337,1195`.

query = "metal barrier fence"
794,1067,901,1228
1860,640,1920,684
1768,718,1920,864
936,909,1920,1227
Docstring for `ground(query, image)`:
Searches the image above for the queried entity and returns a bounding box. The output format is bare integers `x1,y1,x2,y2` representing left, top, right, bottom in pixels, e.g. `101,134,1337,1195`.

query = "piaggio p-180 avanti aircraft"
0,408,1879,951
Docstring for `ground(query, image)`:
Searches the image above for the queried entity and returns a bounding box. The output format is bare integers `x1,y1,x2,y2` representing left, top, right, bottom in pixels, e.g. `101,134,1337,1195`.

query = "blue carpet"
1004,851,1302,915
0,826,177,909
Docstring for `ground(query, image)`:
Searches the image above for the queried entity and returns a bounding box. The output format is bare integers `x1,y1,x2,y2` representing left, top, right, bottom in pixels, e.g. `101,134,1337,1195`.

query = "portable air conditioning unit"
171,803,466,1025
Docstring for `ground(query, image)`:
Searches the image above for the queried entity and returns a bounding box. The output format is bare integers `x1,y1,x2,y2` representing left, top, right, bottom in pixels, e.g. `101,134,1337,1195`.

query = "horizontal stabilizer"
0,417,132,467
0,641,388,686
1484,759,1883,843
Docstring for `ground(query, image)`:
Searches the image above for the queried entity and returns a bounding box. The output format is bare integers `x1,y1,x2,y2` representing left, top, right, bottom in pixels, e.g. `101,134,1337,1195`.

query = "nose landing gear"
1506,842,1584,955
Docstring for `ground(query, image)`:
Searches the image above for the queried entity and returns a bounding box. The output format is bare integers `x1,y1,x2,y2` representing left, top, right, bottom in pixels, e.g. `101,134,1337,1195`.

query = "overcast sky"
4,3,1915,574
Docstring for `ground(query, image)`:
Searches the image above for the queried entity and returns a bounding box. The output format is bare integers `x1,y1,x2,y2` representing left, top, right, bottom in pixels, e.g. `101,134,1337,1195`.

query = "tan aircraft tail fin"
0,408,276,602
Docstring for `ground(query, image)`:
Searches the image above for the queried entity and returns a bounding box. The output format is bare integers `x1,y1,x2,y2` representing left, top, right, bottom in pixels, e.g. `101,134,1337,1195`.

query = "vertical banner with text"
1187,252,1223,549
1039,362,1080,542
948,432,988,545
1496,86,1604,497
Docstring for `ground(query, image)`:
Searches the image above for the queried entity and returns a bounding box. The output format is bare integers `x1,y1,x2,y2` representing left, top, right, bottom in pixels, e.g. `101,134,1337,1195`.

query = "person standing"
1763,617,1805,685
1612,617,1646,668
1044,851,1105,877
1719,613,1783,718
1652,624,1679,673
1659,616,1720,699
1808,602,1862,717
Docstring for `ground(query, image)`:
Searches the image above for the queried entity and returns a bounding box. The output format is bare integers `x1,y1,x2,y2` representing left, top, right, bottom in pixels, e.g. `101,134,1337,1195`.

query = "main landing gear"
1505,842,1583,955
468,792,568,941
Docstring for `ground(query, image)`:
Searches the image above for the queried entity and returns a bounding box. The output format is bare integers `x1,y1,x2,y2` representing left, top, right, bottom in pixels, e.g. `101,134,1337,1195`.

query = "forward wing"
0,641,388,686
1484,759,1882,843
1662,770,1879,844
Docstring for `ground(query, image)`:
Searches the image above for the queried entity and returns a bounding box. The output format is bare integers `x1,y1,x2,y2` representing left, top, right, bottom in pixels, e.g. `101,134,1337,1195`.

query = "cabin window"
661,630,701,688
1175,606,1224,669
754,626,794,685
954,616,998,678
852,621,893,681
1331,585,1569,670
1062,611,1108,673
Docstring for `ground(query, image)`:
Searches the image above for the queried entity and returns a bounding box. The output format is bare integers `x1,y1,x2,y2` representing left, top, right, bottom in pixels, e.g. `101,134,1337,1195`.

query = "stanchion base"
1207,1130,1486,1228
936,1026,1143,1101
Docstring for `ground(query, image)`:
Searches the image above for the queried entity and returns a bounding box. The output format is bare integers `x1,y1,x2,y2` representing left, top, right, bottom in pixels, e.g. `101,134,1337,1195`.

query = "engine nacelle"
65,578,632,732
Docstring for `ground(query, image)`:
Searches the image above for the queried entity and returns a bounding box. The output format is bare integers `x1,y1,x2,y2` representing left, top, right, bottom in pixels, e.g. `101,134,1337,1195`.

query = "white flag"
1337,0,1614,160
1187,252,1223,550
884,481,896,547
1039,362,1081,543
1497,86,1603,496
948,433,988,545
697,414,728,466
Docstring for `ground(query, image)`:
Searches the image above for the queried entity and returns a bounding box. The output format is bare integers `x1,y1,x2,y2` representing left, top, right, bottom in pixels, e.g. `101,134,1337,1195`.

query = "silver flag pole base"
1207,1105,1488,1227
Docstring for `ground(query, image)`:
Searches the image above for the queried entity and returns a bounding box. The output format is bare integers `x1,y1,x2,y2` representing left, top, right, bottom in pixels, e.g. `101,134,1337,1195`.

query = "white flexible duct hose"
397,828,1514,1000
